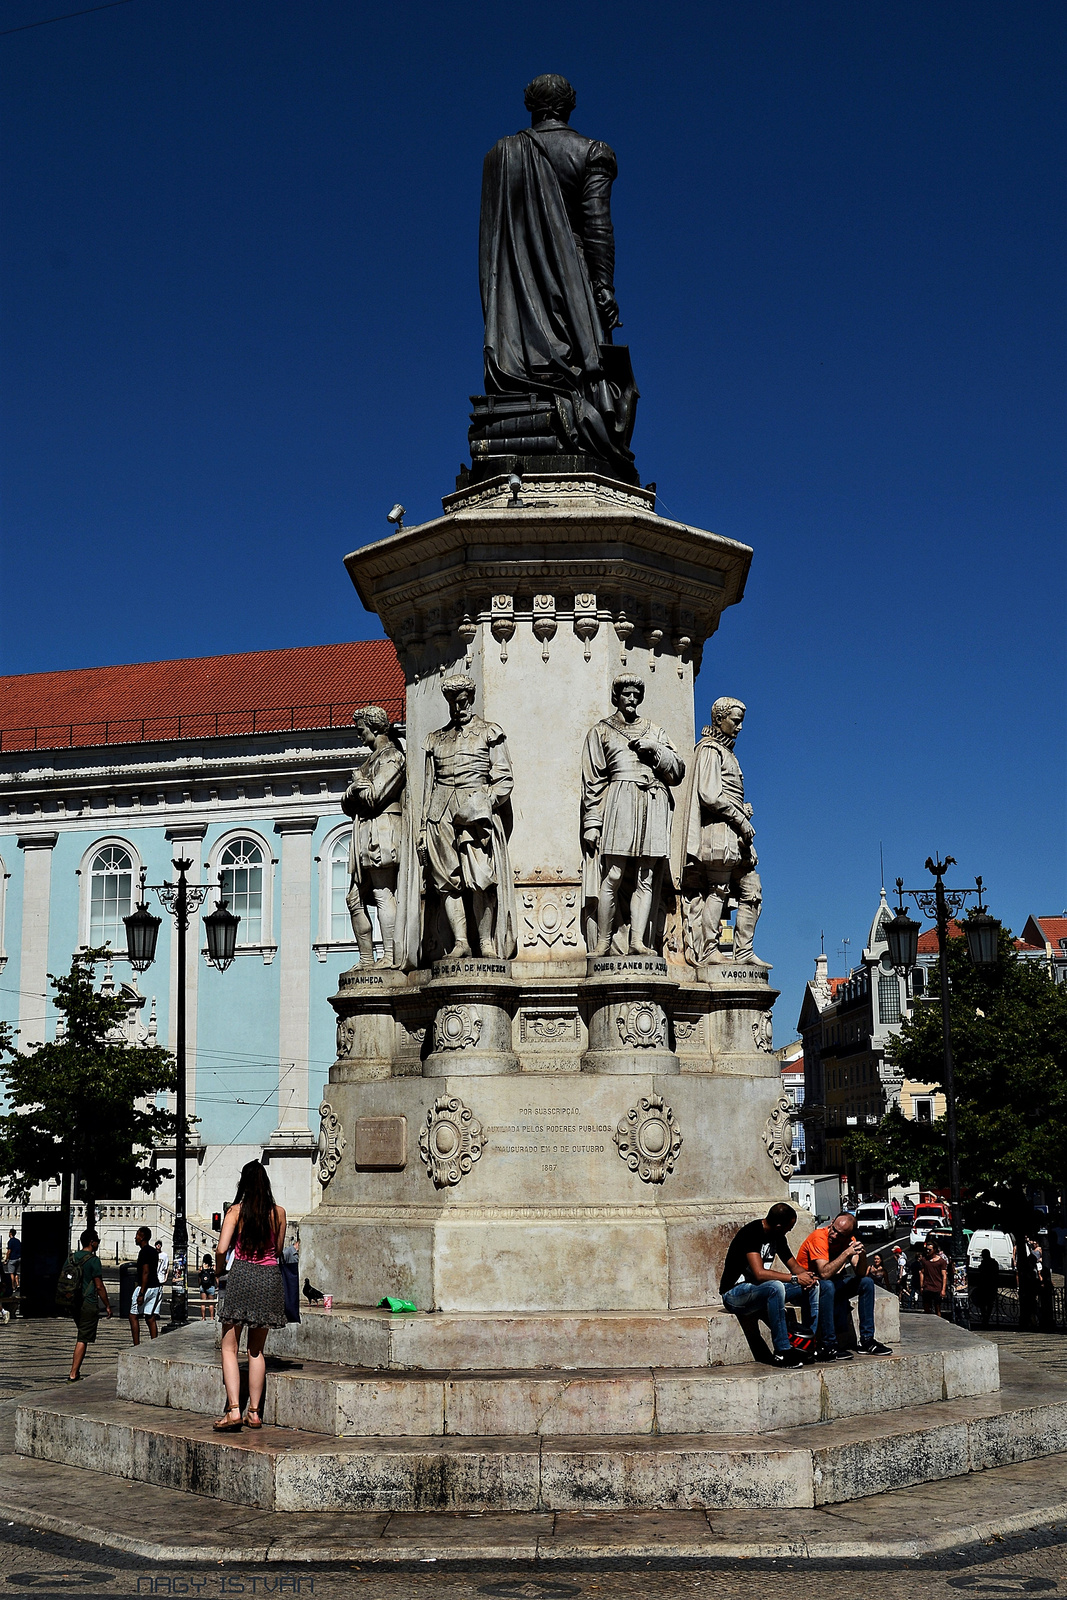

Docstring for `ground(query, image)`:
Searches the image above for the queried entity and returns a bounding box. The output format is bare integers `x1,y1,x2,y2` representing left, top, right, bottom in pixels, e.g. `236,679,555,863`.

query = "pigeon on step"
303,1278,325,1304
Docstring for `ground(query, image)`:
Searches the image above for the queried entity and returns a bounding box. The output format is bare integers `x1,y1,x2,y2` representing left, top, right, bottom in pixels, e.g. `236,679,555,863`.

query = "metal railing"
0,699,405,753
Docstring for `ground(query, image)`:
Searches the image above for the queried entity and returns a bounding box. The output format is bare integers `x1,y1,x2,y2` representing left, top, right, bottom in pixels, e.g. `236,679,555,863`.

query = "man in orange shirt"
796,1212,892,1359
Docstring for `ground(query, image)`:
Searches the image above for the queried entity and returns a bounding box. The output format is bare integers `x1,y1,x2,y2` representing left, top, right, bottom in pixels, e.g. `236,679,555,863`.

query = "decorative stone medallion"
616,1001,667,1049
614,1094,682,1184
316,1101,347,1187
434,1005,482,1052
752,1012,774,1053
762,1093,795,1178
521,886,579,949
520,1010,579,1043
418,1095,485,1188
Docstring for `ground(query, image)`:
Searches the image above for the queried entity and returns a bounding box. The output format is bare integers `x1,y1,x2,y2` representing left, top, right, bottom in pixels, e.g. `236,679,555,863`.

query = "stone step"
16,1358,1066,1511
115,1316,996,1438
260,1294,900,1371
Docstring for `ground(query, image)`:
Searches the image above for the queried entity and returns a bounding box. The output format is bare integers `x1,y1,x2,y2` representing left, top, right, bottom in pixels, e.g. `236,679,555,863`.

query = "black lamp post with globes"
124,860,239,1325
885,856,1001,1322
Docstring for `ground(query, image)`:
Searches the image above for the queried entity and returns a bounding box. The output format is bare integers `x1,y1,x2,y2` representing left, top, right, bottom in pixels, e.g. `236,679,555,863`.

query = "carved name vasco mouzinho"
614,1094,682,1184
419,1094,486,1188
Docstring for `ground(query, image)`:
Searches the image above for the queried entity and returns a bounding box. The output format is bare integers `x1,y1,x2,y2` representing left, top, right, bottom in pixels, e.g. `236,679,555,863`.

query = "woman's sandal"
212,1407,243,1432
245,1408,263,1429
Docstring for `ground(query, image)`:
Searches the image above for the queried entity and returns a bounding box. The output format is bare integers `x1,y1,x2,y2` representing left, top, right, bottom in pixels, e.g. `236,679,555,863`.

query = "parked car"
855,1201,894,1241
967,1229,1016,1280
910,1202,952,1246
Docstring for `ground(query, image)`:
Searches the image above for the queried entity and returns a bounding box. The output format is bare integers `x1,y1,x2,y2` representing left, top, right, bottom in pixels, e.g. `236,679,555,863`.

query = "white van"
967,1230,1015,1278
854,1201,894,1240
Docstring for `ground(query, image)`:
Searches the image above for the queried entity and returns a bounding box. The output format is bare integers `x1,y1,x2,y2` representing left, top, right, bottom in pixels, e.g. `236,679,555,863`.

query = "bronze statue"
417,675,517,960
582,674,685,956
342,707,406,968
671,697,763,966
477,75,637,478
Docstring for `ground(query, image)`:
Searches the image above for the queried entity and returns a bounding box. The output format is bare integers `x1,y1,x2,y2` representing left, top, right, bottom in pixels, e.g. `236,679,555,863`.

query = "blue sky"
2,0,1063,1028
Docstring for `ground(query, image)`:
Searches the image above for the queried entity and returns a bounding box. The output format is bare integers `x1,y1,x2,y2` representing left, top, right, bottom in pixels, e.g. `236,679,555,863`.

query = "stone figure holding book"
582,675,685,956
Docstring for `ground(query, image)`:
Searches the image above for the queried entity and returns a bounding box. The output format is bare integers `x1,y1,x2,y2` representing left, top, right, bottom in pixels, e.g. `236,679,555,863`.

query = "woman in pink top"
213,1160,286,1431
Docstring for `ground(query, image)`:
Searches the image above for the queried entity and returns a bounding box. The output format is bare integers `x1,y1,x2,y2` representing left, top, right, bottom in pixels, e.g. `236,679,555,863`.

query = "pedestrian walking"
213,1160,287,1431
65,1228,113,1381
198,1254,218,1320
128,1226,162,1343
919,1237,949,1315
971,1249,1000,1329
4,1229,20,1295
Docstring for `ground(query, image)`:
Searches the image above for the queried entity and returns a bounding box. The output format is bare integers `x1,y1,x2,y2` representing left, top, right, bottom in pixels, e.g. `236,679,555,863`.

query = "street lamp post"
124,859,239,1324
886,857,1001,1324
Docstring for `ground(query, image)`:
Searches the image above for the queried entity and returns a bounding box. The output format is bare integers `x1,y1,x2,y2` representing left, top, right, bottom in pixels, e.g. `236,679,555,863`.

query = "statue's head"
352,704,389,741
709,696,746,744
441,673,477,724
611,673,645,720
524,73,576,124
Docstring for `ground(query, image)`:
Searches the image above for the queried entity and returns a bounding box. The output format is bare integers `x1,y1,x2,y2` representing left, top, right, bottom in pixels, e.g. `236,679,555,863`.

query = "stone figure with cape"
479,73,638,477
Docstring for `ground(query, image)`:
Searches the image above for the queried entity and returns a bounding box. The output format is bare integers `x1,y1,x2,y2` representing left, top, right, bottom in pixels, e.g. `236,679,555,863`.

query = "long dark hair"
234,1160,277,1256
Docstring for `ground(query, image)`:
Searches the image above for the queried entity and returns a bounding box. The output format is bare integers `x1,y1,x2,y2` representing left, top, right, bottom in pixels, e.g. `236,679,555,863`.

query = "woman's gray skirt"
220,1258,286,1329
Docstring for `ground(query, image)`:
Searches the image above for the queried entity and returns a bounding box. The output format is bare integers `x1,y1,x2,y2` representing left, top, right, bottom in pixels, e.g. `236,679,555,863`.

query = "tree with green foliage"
0,950,181,1234
846,927,1067,1233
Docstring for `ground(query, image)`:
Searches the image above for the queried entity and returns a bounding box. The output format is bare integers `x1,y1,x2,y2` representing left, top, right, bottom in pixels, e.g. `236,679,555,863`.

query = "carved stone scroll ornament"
762,1093,795,1178
336,1017,356,1059
316,1101,348,1187
614,1094,682,1184
752,1012,774,1053
616,1001,667,1049
434,1005,482,1052
418,1095,485,1188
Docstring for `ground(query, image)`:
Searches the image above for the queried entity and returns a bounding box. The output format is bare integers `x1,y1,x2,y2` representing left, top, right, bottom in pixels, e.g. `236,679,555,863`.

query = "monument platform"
18,1319,1064,1513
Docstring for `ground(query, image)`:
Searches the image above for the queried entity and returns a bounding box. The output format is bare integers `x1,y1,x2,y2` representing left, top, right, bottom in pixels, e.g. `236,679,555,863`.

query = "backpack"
56,1250,85,1310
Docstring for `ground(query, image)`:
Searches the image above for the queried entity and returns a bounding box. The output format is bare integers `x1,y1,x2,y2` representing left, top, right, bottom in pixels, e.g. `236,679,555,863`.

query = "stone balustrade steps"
115,1316,996,1439
260,1294,900,1371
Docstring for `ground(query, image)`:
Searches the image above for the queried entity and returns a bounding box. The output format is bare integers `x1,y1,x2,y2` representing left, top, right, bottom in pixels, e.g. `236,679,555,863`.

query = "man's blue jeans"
818,1273,875,1346
722,1279,820,1354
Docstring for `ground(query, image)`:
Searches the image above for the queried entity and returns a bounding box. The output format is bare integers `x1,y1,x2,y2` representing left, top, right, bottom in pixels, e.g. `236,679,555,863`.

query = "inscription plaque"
354,1115,408,1171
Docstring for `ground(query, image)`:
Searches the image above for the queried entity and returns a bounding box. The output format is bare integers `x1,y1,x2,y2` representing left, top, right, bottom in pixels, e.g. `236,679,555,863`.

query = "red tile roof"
828,976,849,997
1023,915,1067,950
916,919,963,953
0,642,405,752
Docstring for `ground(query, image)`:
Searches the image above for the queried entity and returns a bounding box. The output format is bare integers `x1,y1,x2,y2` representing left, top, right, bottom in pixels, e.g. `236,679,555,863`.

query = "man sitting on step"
795,1212,893,1360
719,1202,820,1367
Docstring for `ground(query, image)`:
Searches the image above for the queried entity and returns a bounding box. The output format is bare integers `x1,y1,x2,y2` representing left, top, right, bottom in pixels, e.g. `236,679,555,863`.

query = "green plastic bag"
377,1296,417,1313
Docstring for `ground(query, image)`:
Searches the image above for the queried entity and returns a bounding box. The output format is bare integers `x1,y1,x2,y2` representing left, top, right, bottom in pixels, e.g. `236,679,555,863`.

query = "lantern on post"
963,877,1001,970
203,877,240,973
885,880,921,976
124,872,162,974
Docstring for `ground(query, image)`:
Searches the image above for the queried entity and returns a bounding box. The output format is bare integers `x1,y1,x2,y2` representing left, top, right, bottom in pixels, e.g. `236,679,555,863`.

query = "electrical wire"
0,0,136,37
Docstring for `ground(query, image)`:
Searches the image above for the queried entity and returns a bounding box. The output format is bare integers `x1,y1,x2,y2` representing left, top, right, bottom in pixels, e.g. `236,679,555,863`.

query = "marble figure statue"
479,74,637,475
671,697,763,965
418,675,517,960
341,706,406,968
581,674,685,957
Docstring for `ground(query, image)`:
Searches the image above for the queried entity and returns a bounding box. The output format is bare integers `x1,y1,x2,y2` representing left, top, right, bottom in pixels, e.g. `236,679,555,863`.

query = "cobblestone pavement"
3,1513,1067,1600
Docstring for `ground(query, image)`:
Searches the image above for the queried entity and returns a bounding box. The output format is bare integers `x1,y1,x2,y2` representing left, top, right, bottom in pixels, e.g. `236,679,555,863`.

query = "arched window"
89,845,133,948
329,835,351,941
219,837,264,943
878,972,902,1025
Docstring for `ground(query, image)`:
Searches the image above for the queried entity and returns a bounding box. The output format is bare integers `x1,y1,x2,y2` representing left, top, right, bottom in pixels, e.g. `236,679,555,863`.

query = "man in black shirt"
719,1203,820,1367
128,1226,161,1344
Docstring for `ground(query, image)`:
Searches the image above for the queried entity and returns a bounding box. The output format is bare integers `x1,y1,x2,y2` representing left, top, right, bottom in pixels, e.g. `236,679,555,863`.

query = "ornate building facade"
0,641,403,1240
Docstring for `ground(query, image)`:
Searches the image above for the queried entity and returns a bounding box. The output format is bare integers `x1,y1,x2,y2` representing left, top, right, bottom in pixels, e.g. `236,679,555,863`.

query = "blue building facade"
0,642,404,1235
